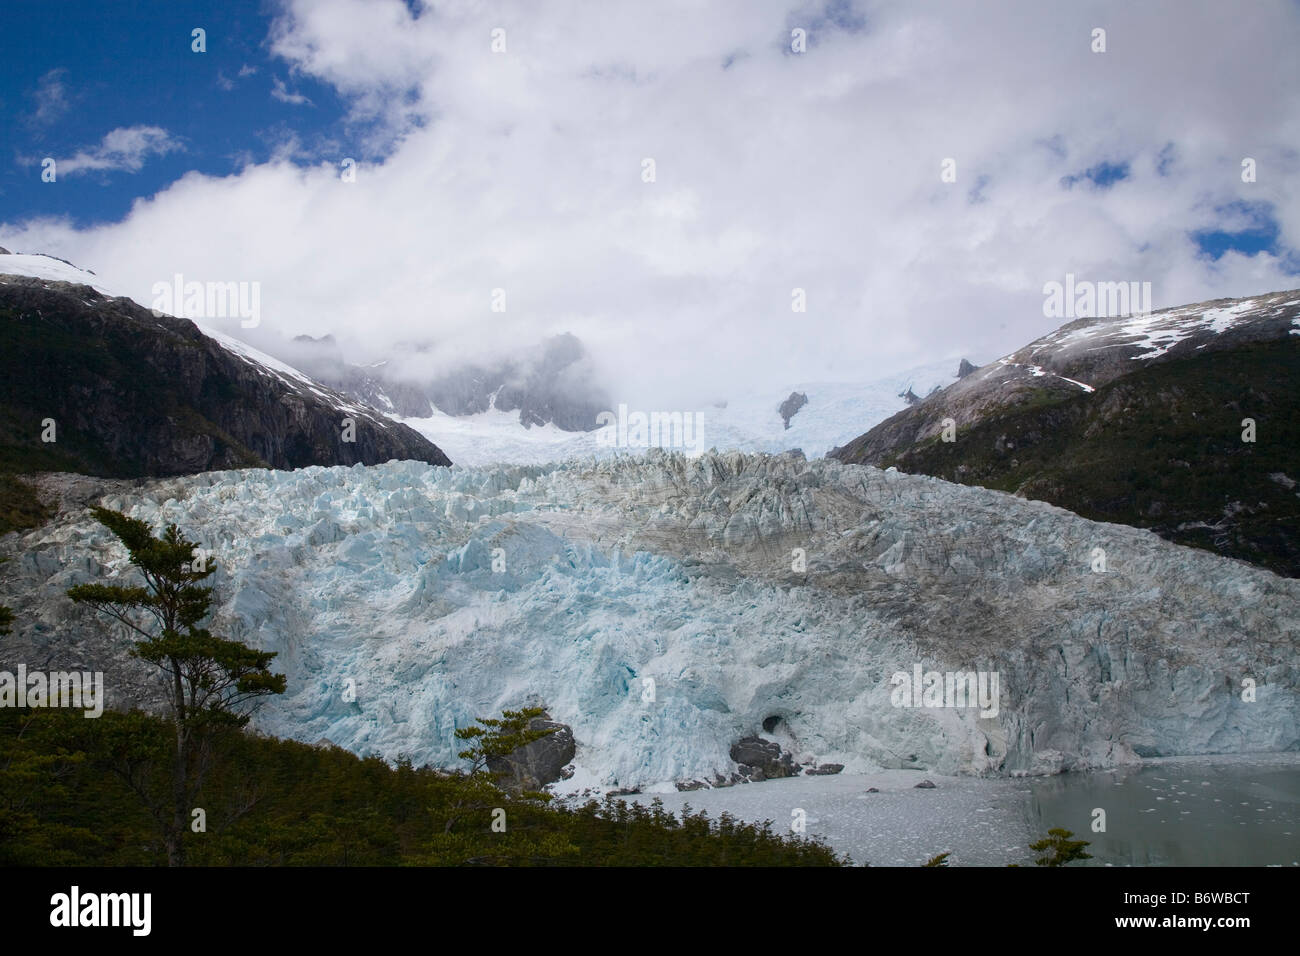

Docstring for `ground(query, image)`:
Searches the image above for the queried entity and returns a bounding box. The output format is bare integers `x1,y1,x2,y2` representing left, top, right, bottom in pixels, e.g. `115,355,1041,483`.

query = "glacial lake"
605,753,1300,867
1024,753,1300,867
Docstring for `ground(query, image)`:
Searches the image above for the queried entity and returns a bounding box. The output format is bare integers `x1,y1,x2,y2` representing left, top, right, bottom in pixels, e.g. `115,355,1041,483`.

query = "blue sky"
1056,160,1292,266
2,0,1299,403
0,0,349,224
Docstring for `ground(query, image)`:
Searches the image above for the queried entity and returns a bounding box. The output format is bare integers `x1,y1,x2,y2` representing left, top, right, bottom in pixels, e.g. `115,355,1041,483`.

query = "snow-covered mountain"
4,452,1295,791
0,251,127,297
284,335,435,419
836,287,1300,464
0,251,974,468
423,332,612,431
265,330,612,431
831,286,1300,577
0,252,451,474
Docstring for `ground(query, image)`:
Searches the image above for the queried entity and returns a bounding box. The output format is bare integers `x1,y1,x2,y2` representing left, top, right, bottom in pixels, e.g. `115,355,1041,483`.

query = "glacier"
2,452,1297,790
398,364,965,467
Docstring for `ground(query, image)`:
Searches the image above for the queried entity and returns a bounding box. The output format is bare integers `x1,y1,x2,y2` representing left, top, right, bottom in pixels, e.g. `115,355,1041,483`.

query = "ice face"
4,452,1297,789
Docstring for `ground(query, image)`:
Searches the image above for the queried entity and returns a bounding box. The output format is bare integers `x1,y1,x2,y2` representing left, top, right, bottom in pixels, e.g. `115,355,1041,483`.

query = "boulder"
805,763,844,775
485,714,576,791
730,735,800,780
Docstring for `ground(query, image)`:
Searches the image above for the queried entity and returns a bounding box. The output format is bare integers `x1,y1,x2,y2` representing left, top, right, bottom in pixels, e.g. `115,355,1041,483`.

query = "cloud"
51,126,182,176
4,0,1300,409
271,77,314,106
219,65,263,93
27,68,71,127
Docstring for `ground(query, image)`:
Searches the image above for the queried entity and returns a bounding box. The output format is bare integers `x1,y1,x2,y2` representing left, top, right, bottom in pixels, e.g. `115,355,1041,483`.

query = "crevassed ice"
10,453,1299,789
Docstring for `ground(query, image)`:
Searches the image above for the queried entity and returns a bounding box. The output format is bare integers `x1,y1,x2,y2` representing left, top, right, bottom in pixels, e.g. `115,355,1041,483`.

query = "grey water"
1024,754,1300,867
609,753,1300,866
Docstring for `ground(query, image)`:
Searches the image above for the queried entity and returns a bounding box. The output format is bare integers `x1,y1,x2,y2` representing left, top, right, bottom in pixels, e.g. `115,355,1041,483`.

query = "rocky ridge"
0,273,451,476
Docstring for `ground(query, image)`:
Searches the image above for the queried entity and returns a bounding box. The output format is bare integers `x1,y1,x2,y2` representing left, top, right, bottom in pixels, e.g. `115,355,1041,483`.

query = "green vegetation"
0,707,846,866
876,340,1300,576
1029,828,1093,867
447,705,559,819
66,508,286,865
0,473,52,536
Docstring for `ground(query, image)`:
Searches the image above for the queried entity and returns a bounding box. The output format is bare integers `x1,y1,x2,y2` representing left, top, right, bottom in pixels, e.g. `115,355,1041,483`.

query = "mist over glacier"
397,357,964,466
4,452,1297,790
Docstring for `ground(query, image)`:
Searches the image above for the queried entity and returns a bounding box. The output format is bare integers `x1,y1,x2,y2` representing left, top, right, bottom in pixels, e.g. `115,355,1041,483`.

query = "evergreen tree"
1029,827,1093,866
67,507,286,865
439,705,558,835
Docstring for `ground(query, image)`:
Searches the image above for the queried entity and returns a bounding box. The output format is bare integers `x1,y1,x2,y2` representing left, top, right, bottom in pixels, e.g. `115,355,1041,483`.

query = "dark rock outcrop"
676,771,744,790
229,331,611,431
730,735,800,780
804,763,844,775
485,715,576,791
0,275,451,477
957,358,977,378
777,391,808,430
427,333,611,431
288,335,435,418
914,779,937,789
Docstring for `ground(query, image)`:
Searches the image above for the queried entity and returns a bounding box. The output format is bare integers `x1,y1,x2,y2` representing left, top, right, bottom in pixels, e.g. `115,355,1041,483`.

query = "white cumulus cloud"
51,126,183,176
4,0,1299,410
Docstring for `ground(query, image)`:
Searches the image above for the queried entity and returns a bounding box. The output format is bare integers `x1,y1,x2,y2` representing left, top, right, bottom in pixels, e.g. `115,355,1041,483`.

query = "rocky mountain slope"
287,334,435,419
0,262,451,477
3,452,1294,789
270,330,613,432
831,288,1300,576
424,333,611,431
